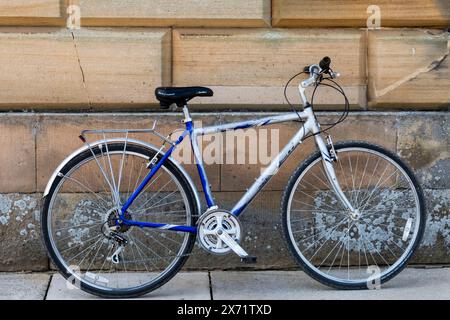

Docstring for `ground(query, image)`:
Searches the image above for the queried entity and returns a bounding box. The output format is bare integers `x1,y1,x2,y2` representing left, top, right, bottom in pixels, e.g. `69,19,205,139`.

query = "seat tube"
184,108,215,208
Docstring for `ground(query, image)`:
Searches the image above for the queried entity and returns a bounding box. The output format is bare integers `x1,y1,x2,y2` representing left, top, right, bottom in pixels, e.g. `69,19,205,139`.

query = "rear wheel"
41,143,198,298
281,141,425,289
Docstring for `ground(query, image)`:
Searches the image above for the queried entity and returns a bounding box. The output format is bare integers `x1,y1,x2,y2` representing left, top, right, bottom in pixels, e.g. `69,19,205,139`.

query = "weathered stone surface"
368,29,449,109
0,193,48,271
173,29,367,109
46,272,210,300
272,1,450,28
0,114,36,193
0,273,50,300
0,28,170,109
413,189,449,264
77,0,270,27
397,113,449,189
0,0,63,26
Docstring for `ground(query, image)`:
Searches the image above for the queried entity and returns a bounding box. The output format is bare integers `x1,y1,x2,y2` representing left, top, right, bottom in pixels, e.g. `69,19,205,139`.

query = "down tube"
231,125,307,216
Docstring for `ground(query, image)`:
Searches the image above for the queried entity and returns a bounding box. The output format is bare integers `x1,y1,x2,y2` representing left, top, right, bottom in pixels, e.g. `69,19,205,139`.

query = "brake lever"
329,71,340,79
321,68,340,79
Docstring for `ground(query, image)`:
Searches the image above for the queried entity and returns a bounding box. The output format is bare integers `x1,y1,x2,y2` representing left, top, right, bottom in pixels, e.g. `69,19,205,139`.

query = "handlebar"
297,56,341,106
304,56,334,74
302,56,340,88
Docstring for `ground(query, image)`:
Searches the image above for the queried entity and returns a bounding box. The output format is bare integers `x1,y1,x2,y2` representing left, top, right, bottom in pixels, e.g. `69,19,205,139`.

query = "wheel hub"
349,209,361,221
104,207,132,233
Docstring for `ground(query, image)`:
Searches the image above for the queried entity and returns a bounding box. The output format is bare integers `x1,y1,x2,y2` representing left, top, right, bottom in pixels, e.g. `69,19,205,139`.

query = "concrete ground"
0,267,448,300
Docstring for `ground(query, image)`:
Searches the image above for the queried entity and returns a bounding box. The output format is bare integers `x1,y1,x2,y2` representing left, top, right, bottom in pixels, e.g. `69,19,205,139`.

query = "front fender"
42,138,202,213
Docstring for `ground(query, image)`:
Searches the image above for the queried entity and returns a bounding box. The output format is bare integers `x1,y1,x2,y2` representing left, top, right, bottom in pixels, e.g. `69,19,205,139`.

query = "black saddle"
155,86,213,108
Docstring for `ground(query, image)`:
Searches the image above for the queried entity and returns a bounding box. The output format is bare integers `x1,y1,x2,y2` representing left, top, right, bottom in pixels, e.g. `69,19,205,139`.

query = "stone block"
0,114,36,193
368,29,449,109
0,28,170,109
272,1,450,28
173,28,367,109
0,273,50,300
397,113,449,189
0,0,63,26
76,0,270,27
0,193,48,271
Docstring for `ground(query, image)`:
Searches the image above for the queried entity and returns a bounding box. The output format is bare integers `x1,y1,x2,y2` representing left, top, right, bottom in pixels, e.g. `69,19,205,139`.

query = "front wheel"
281,141,425,289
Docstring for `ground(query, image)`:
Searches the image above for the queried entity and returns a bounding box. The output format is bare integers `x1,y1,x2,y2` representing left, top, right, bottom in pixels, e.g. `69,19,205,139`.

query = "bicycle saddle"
155,86,213,108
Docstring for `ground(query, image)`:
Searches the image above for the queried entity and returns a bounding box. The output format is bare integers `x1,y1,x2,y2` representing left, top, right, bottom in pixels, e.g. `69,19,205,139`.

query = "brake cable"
283,70,305,122
283,68,350,141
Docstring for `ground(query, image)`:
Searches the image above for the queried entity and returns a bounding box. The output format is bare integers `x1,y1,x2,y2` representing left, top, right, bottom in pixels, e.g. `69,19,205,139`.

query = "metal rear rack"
79,120,176,145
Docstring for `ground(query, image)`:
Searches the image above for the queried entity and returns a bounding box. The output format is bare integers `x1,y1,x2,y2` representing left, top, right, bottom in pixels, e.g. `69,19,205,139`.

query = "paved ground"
0,267,448,300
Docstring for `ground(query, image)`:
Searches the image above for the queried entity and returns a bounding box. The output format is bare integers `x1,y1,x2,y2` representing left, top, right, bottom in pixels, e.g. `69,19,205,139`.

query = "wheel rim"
286,147,421,285
46,146,193,292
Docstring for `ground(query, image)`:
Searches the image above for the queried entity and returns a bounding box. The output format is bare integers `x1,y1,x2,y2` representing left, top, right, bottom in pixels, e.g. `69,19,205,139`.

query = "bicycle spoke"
85,142,116,202
354,153,371,208
132,176,171,213
54,220,103,232
60,174,110,210
116,132,129,199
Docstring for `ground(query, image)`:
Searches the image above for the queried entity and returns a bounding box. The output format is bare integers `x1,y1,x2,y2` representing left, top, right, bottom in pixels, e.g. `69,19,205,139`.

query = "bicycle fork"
314,133,359,219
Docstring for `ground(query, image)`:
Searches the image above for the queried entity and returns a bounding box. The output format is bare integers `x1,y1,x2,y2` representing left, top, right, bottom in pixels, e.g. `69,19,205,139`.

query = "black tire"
41,143,198,298
281,141,426,290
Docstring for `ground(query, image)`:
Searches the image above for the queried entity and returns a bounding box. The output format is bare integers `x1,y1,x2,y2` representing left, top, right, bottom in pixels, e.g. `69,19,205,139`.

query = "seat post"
182,104,192,123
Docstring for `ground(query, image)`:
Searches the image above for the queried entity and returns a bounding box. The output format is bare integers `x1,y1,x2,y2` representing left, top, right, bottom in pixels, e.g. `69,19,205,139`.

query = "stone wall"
0,1,448,271
0,2,448,110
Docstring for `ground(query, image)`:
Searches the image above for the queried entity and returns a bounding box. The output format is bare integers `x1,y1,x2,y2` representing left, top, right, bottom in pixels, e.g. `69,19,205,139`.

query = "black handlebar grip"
319,56,331,71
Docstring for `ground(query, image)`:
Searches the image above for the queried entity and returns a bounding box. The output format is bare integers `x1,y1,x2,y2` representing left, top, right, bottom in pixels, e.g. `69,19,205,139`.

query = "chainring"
197,209,242,255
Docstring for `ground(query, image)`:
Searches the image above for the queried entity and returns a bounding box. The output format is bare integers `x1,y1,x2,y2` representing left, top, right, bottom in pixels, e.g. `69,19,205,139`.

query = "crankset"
197,209,256,263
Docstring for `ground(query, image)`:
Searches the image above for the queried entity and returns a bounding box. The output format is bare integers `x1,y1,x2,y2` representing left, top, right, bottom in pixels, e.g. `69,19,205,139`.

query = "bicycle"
41,57,425,298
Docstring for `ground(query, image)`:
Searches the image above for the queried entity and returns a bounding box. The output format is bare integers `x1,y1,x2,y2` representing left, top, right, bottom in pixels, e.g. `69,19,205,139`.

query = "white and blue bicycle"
41,57,425,298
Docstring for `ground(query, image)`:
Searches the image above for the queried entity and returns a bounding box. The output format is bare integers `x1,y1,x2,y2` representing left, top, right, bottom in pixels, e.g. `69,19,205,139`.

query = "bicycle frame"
118,105,354,234
112,64,355,234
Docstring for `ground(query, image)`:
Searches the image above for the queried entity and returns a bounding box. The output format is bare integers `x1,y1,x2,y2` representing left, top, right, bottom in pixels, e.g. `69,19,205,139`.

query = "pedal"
241,256,257,264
